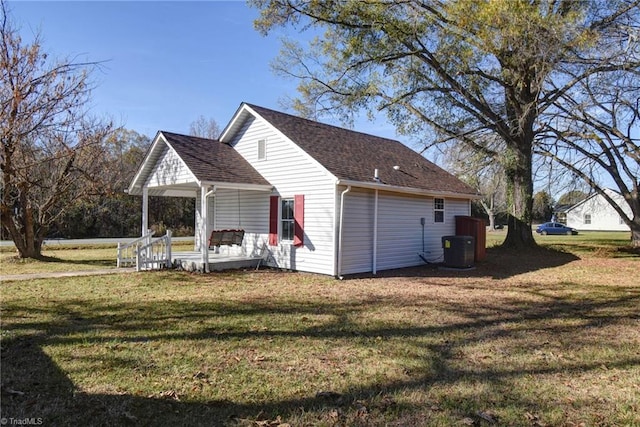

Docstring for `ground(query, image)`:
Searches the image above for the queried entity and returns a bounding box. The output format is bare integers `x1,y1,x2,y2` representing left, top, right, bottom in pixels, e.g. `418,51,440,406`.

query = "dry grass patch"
1,247,639,426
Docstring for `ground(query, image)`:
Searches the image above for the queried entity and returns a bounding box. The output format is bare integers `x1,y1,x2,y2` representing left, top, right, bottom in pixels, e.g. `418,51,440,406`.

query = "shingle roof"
246,104,478,196
161,131,270,186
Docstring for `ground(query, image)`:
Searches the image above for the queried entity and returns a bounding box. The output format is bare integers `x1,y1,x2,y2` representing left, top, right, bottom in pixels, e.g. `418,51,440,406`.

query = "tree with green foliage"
557,190,589,207
50,129,150,238
51,129,197,239
532,191,554,222
251,0,639,249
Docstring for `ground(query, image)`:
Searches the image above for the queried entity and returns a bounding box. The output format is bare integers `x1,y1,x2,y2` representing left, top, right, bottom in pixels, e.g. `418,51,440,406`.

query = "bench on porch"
208,229,245,248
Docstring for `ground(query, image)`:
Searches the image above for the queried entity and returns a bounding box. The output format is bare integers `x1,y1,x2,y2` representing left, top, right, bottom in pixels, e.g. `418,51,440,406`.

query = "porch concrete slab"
172,251,261,272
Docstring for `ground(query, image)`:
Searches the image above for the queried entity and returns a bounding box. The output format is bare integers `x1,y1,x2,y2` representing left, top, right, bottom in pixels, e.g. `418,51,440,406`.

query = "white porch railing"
136,230,172,271
117,230,173,271
117,230,153,268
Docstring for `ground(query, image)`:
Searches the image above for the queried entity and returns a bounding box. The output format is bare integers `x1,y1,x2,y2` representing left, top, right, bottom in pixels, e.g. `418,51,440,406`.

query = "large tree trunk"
631,216,640,248
0,187,45,259
1,210,45,259
479,198,496,231
502,141,537,249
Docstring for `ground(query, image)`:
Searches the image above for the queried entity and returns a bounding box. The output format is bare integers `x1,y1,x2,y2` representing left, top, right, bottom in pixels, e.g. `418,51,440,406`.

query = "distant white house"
563,189,631,232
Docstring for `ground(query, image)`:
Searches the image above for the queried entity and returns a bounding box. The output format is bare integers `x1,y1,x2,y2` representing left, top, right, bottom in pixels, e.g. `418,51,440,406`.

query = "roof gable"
565,188,628,213
162,131,270,187
223,103,477,197
128,131,270,195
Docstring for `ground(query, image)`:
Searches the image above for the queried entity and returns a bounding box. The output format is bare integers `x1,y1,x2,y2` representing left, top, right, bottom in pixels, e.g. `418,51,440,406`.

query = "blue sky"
8,1,400,141
10,1,296,137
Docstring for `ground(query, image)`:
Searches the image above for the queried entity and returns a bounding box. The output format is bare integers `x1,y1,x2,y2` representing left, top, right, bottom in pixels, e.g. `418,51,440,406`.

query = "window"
257,139,266,160
584,213,591,225
269,195,304,247
434,198,445,223
620,216,625,225
281,198,294,241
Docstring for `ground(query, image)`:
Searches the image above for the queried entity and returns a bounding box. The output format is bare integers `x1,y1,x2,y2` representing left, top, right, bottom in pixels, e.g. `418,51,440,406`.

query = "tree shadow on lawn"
3,283,639,426
4,339,639,427
0,254,114,268
349,246,581,280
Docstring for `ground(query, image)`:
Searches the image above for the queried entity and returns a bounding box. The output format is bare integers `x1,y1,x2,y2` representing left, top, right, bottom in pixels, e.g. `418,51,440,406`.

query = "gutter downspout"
373,188,378,275
337,185,351,279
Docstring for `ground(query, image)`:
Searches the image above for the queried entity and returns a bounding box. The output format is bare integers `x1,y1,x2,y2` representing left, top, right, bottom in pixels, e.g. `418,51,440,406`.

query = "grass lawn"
0,242,195,276
1,237,639,426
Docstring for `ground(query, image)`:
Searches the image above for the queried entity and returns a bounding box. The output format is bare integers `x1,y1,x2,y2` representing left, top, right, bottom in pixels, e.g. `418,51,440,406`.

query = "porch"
125,130,274,272
172,250,263,272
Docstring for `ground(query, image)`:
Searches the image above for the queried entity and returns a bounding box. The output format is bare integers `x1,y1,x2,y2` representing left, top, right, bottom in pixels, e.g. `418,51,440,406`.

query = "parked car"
536,222,578,235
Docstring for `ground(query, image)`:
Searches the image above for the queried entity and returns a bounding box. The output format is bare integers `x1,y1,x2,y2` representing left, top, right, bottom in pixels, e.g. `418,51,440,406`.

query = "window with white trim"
584,213,592,225
257,139,266,160
434,198,445,223
281,198,294,241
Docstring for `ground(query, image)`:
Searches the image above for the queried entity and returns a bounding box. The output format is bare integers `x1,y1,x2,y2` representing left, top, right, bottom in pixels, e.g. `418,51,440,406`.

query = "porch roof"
128,131,272,197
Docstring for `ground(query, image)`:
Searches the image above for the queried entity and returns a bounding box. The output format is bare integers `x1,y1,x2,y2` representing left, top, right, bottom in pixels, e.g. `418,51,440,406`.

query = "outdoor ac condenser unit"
442,235,475,268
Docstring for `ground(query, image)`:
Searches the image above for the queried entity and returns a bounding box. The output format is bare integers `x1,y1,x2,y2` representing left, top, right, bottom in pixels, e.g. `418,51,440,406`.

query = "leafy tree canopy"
251,0,639,248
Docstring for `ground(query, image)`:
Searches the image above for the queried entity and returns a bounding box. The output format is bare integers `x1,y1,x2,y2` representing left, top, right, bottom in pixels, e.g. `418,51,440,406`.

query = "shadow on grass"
43,255,115,268
3,278,639,426
1,254,114,268
5,339,638,426
347,245,581,280
546,242,640,258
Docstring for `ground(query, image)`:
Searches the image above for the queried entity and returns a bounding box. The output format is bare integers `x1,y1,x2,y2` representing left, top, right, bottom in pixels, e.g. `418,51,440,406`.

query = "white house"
564,188,631,232
127,103,479,276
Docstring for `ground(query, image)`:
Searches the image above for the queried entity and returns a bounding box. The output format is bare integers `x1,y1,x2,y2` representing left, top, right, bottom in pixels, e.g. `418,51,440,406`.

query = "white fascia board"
336,179,482,200
200,181,273,192
128,131,199,194
128,131,164,194
219,103,248,143
152,189,198,198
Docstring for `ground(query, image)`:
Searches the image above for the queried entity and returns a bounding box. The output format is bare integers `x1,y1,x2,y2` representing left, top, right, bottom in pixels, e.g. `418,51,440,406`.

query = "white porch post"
200,186,209,272
142,187,149,237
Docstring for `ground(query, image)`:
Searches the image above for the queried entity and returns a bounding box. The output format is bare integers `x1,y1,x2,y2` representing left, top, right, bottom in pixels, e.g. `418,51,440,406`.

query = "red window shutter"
294,194,304,247
269,196,279,246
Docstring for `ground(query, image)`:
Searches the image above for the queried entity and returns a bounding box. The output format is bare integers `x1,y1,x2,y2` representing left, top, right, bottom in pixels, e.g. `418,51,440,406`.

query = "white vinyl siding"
339,190,470,275
146,145,196,188
212,189,270,258
229,115,337,275
340,189,374,274
195,189,270,255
